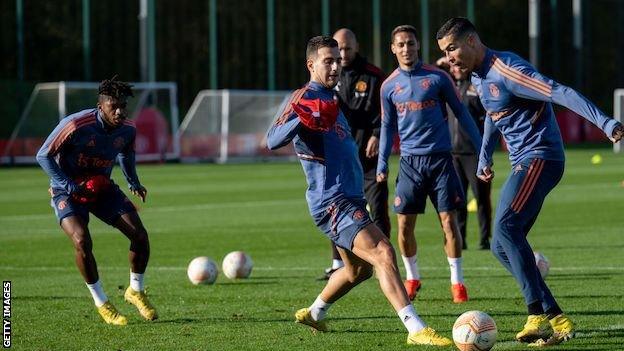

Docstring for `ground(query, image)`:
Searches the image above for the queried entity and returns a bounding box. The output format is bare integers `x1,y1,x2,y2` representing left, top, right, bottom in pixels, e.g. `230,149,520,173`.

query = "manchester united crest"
353,209,365,221
420,78,431,90
489,83,500,98
394,196,402,207
394,83,403,95
355,80,367,93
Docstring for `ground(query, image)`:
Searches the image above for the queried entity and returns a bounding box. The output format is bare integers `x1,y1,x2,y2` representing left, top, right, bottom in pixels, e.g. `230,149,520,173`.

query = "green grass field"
1,148,623,350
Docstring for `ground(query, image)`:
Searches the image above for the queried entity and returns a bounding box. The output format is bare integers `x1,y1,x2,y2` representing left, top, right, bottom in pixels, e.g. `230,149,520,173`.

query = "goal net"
614,89,624,153
178,90,295,163
2,81,179,164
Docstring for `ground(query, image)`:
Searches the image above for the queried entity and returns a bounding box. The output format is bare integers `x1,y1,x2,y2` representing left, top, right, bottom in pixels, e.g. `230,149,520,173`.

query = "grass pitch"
1,148,623,350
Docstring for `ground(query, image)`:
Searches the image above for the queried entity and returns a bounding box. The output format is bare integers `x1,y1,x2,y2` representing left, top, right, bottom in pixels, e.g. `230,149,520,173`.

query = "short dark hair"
436,17,477,40
98,75,134,100
391,25,419,43
306,36,338,59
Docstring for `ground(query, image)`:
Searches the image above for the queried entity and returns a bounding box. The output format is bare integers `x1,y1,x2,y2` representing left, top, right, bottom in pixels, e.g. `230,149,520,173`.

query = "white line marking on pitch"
0,199,304,222
1,265,624,272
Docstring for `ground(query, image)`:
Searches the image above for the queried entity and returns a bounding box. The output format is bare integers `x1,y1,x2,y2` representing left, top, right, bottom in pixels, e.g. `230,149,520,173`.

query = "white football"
187,256,219,285
222,251,253,279
534,251,550,279
452,310,497,351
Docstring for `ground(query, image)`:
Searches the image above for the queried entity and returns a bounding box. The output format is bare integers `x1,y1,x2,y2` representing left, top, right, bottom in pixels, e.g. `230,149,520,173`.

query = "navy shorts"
312,198,373,250
394,153,465,214
50,184,137,225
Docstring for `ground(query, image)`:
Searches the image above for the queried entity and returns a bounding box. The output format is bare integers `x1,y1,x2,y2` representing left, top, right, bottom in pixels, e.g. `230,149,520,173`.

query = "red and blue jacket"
377,61,482,176
473,48,622,173
266,81,364,216
36,108,142,195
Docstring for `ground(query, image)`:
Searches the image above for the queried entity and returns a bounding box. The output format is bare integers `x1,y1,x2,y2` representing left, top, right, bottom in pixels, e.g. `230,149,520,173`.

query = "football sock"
402,255,420,280
331,259,344,270
310,295,332,321
130,272,145,292
545,306,563,319
528,301,544,315
86,280,108,307
398,304,426,333
447,257,464,284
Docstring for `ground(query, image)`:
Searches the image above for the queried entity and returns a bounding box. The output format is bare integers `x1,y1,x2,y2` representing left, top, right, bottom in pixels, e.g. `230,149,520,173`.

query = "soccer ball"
452,310,497,351
222,251,253,279
534,251,550,279
187,256,219,285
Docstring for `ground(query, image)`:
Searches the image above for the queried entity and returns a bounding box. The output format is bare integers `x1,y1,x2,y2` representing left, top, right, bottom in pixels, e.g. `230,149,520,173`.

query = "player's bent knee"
73,236,93,255
372,241,397,270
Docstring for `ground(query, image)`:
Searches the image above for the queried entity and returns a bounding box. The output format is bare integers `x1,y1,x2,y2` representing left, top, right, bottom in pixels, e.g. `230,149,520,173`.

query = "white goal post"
614,89,624,153
2,81,180,165
178,89,295,163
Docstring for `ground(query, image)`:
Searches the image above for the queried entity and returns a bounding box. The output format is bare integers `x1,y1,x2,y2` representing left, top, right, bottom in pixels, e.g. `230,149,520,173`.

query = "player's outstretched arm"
612,125,624,143
498,59,621,140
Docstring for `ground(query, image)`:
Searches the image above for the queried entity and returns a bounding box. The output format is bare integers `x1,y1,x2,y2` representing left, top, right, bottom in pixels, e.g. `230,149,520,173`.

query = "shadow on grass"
14,295,84,301
546,272,618,281
160,316,295,324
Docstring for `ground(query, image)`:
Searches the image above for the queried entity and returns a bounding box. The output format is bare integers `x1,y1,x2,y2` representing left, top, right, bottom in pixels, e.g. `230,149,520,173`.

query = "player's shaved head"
333,28,357,45
333,28,359,67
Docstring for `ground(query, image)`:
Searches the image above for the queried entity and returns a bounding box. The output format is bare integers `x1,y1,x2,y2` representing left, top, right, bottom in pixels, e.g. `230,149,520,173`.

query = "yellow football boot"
516,314,553,343
294,308,328,332
407,327,453,346
97,301,128,326
124,287,158,321
528,314,576,347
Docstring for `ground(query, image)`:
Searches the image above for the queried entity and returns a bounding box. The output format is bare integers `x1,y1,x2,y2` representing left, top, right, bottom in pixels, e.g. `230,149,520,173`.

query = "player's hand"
72,175,111,203
611,124,624,143
291,98,339,132
131,185,147,202
376,172,387,183
477,166,494,183
365,136,379,158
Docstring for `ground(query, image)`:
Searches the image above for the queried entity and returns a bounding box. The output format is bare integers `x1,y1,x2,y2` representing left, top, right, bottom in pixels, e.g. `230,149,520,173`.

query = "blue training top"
473,48,621,172
266,81,364,216
36,108,142,194
377,60,482,176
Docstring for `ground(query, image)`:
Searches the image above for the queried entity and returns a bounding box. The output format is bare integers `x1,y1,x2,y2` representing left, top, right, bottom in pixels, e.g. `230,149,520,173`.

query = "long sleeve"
376,90,397,175
500,62,621,138
441,75,482,151
477,117,499,175
117,131,141,189
266,110,302,150
36,119,78,194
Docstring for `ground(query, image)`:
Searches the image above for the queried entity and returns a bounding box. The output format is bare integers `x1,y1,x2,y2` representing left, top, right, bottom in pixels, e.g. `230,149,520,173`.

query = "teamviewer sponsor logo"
3,281,10,348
